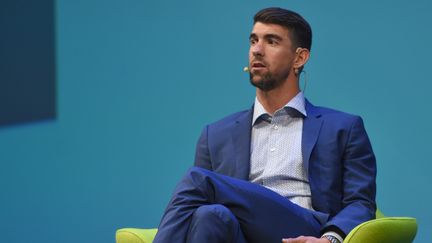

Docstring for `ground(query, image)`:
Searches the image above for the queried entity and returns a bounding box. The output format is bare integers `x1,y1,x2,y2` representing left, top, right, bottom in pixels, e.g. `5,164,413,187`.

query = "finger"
282,237,302,243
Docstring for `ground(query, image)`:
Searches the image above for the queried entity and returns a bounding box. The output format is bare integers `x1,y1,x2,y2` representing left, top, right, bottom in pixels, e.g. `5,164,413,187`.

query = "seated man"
153,7,376,243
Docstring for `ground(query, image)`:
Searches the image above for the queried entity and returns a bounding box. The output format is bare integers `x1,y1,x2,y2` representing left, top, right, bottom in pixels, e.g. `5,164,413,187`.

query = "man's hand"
282,236,331,243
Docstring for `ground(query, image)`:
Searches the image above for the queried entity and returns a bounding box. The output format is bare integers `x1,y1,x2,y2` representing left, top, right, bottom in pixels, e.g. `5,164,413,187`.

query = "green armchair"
116,209,417,243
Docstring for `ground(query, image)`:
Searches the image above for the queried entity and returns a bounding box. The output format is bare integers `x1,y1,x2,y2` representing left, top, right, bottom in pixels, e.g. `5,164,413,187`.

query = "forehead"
251,22,291,38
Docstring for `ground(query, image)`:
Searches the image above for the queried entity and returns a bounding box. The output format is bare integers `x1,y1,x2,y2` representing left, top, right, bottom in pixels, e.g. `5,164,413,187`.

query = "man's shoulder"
308,102,364,126
207,109,252,128
315,105,358,117
199,107,252,135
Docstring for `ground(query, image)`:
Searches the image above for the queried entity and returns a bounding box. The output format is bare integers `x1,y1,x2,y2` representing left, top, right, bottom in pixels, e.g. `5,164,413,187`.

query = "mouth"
251,62,267,71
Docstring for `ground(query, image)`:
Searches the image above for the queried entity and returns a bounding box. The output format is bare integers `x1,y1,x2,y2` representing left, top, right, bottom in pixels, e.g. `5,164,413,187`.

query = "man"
153,7,376,243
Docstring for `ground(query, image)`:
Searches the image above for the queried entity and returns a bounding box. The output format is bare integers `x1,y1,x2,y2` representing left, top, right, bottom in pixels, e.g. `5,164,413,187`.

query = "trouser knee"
192,204,236,225
187,204,243,243
184,166,210,181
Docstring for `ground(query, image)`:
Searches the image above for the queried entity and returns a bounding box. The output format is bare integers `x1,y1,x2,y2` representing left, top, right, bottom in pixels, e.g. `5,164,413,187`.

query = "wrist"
321,235,341,243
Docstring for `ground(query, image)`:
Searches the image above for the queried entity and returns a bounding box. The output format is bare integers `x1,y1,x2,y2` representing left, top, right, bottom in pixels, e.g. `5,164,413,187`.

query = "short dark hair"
254,7,312,51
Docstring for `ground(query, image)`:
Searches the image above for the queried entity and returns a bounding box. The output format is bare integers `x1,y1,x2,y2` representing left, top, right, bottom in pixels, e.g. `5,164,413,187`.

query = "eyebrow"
249,33,283,41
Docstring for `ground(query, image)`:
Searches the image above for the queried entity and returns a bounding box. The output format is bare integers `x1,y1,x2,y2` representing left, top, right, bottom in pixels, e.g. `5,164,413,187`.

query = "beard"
249,68,290,92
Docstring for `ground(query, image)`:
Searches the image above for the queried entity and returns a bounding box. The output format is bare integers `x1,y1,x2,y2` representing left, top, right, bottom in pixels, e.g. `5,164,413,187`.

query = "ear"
293,48,310,70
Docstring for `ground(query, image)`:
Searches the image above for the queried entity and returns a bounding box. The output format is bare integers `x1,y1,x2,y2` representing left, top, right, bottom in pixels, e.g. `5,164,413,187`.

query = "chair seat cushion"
116,228,158,243
344,217,417,243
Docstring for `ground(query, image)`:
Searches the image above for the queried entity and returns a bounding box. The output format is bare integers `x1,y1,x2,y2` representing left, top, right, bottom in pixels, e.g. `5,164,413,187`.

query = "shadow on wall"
0,0,56,127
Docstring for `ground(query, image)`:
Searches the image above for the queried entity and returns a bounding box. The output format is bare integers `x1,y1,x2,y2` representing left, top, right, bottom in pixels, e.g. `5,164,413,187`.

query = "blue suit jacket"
194,100,377,236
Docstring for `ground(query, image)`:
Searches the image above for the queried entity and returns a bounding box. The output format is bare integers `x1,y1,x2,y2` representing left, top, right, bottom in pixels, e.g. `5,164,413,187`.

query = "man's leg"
186,204,247,243
153,167,321,243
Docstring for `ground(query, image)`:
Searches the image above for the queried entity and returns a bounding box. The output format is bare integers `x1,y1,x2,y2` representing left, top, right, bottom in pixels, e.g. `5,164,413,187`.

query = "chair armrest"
116,228,158,243
344,217,417,243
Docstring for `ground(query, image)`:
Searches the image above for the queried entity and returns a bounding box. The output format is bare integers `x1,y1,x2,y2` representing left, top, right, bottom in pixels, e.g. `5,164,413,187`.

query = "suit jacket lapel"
302,100,323,173
231,108,253,180
302,100,325,211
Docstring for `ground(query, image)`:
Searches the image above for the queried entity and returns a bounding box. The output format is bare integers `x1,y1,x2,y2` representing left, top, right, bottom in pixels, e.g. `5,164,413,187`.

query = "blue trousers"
153,167,322,243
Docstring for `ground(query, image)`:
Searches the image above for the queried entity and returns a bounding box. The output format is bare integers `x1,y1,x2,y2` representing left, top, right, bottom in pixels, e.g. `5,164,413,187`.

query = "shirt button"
270,148,276,152
273,125,278,130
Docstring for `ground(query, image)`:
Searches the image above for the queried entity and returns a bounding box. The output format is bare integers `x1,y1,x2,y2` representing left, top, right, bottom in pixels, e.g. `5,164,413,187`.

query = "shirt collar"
252,92,307,125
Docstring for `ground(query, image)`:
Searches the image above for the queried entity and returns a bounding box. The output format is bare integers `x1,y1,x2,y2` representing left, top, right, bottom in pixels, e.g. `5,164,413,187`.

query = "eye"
268,38,278,45
250,38,257,45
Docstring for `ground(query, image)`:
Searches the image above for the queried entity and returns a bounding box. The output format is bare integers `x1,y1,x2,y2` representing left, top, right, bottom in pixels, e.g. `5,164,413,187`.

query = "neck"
256,77,300,115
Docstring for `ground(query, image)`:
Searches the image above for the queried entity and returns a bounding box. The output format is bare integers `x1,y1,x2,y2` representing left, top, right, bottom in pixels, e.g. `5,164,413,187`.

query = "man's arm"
194,125,213,170
323,116,377,236
283,116,376,243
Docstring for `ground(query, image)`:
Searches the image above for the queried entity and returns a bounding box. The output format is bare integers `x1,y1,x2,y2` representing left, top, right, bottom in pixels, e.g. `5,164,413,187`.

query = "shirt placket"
262,111,283,186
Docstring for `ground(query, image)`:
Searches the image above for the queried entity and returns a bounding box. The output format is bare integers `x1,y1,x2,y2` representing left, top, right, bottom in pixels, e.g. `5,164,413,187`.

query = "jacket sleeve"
322,116,377,236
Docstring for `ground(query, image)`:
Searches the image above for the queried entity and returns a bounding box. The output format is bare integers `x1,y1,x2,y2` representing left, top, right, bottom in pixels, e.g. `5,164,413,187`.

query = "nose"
251,42,264,57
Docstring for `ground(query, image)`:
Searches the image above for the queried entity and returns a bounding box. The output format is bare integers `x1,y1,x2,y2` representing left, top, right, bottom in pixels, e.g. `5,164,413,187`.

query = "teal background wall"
0,0,430,242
